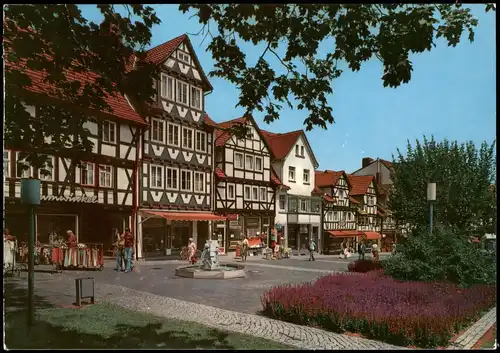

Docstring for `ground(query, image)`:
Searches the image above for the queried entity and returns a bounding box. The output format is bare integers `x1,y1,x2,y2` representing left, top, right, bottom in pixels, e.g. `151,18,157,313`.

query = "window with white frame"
81,162,95,185
99,165,113,187
160,74,174,100
303,169,310,184
255,156,263,172
300,199,308,212
252,186,258,201
295,145,299,156
334,212,340,221
180,169,192,191
195,131,206,152
228,184,235,199
245,155,254,170
326,211,334,221
16,152,31,178
166,167,178,190
190,86,202,110
177,51,190,64
150,165,163,189
176,80,189,105
167,122,180,146
235,152,244,168
288,166,296,181
102,121,116,144
279,195,286,210
38,156,54,181
3,151,10,178
260,187,267,202
151,118,165,143
300,146,305,157
182,127,194,149
194,172,205,193
244,186,251,200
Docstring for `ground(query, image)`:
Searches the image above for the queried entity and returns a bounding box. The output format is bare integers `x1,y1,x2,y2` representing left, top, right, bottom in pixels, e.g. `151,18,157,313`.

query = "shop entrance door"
36,214,77,245
215,222,226,254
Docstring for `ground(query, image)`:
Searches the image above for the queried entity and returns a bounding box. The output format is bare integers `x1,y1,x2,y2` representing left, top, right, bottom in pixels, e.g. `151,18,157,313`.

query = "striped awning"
142,210,227,221
362,231,382,240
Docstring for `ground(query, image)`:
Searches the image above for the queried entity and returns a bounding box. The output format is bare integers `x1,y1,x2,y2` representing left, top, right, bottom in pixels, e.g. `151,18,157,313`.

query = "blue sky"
81,5,496,173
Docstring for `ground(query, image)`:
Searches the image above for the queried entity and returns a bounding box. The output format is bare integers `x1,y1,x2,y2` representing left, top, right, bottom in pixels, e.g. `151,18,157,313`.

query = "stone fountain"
175,239,245,279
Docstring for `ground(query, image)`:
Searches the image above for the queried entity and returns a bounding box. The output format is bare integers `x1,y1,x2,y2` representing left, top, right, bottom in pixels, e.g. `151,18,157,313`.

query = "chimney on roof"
362,157,374,168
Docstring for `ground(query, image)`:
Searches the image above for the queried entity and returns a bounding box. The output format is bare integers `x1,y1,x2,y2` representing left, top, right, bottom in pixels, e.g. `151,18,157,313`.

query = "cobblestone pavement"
5,273,405,350
43,263,336,314
446,307,497,350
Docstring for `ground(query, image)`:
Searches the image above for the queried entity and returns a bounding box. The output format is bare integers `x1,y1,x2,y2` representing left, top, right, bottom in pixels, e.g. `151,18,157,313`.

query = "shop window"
81,162,95,186
3,151,10,177
99,165,113,188
102,121,116,144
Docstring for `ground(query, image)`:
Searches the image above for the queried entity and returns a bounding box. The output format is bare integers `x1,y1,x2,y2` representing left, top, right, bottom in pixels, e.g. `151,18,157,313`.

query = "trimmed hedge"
260,271,496,348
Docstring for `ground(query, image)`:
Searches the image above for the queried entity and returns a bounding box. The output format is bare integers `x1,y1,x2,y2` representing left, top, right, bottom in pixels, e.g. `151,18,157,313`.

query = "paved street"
4,272,405,350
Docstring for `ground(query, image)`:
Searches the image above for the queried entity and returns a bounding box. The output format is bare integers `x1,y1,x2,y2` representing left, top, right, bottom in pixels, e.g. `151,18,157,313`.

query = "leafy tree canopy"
4,4,495,172
388,135,496,235
180,4,494,130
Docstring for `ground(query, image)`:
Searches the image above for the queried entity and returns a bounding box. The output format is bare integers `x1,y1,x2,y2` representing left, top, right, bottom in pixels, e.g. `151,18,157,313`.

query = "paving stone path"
9,273,405,350
446,307,497,350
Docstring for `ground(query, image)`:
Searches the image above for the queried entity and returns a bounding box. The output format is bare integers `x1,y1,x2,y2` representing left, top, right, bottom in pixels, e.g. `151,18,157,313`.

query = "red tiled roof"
5,58,146,125
315,170,346,188
311,186,323,196
349,196,360,204
271,168,288,189
261,130,302,160
215,167,226,179
323,194,336,203
348,175,375,196
210,116,247,147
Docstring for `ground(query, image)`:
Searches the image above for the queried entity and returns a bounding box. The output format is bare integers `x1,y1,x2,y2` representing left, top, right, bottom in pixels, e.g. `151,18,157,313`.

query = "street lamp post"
427,183,436,235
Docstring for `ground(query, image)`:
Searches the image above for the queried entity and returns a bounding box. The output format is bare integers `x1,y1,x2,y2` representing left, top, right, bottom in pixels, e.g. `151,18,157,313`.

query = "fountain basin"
175,263,246,279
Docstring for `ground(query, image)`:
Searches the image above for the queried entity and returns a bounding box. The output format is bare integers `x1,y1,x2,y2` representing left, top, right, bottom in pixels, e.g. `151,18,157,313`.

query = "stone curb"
22,272,406,350
446,307,497,350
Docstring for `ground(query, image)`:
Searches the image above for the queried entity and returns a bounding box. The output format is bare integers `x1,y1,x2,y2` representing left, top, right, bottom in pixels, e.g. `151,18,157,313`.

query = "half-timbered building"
131,34,225,258
315,170,361,254
261,130,322,253
205,115,280,254
348,174,382,246
3,85,145,254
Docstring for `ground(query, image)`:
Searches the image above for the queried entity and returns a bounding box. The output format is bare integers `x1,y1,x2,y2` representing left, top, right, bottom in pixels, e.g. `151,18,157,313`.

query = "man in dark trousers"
358,240,366,260
122,228,134,273
308,238,316,261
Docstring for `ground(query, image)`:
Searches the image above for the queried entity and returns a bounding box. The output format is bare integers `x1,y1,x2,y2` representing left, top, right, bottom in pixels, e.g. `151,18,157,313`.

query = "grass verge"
5,302,295,350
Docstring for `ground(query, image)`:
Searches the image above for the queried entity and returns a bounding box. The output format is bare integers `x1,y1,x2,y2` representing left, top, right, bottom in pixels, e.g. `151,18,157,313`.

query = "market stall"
53,243,104,271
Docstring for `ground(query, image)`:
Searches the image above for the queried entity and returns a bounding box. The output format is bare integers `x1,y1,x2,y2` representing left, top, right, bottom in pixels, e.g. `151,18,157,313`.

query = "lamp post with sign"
21,178,41,328
427,183,436,235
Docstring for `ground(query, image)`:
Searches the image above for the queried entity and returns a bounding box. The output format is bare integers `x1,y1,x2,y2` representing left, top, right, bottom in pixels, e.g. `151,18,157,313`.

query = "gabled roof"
5,29,146,125
261,129,319,168
315,170,350,188
206,114,275,158
347,175,376,196
351,157,394,175
127,33,213,91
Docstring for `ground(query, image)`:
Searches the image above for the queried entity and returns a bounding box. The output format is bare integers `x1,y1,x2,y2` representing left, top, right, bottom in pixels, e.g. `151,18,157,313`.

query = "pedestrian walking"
241,236,249,262
187,237,197,264
114,230,125,271
358,240,366,260
371,243,379,262
308,238,316,261
122,228,134,273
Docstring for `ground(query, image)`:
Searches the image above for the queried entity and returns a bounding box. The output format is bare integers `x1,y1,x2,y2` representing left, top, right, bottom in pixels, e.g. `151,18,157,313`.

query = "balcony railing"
287,195,321,214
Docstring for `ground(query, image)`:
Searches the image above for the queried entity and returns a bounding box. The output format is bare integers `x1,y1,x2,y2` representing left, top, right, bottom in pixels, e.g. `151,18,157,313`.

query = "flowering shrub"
347,259,382,273
260,272,496,348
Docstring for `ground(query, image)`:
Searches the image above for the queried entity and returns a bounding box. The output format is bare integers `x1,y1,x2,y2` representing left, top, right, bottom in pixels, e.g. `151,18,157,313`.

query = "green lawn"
5,302,295,350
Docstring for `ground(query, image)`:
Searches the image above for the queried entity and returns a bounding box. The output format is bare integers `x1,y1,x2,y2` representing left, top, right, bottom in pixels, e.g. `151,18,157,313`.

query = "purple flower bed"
260,271,496,348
